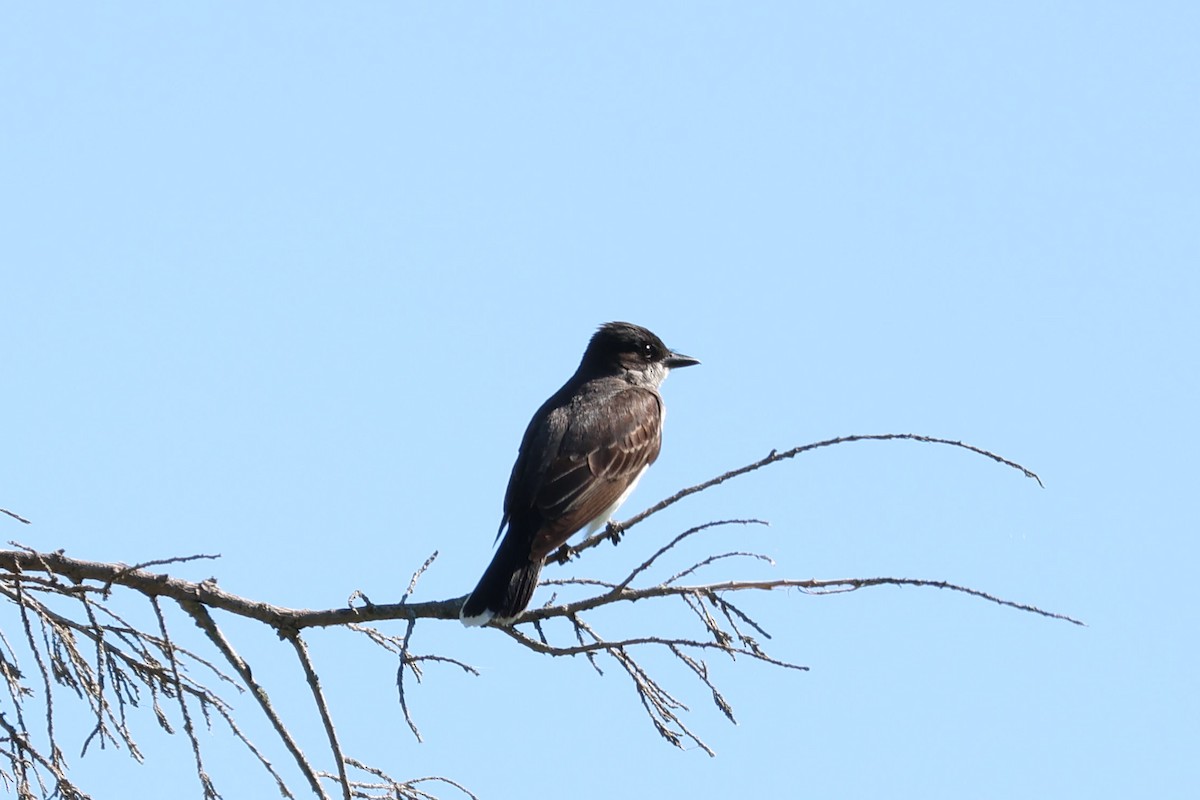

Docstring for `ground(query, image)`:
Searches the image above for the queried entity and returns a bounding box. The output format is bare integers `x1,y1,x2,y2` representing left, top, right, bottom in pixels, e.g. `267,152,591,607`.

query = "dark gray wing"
529,386,662,559
501,385,663,562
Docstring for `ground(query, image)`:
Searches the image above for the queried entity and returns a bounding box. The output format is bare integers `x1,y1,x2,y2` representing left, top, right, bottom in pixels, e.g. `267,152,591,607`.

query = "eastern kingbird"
460,321,699,626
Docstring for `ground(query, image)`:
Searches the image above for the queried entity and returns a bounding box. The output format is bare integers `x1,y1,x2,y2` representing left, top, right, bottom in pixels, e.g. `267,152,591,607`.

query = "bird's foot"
553,543,578,565
606,520,626,546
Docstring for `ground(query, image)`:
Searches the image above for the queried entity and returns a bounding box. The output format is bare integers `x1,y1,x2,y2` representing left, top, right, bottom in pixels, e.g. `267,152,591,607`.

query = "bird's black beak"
665,351,700,369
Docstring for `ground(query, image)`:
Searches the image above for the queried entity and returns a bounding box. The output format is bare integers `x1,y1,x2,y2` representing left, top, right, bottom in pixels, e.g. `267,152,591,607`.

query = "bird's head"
581,321,699,382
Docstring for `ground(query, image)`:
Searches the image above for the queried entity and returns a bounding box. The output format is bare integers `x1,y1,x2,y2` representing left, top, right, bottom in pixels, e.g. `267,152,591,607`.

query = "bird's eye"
642,343,655,360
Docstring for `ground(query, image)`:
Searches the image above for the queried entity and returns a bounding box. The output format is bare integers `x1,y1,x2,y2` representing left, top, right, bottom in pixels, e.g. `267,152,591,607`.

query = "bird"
460,321,699,626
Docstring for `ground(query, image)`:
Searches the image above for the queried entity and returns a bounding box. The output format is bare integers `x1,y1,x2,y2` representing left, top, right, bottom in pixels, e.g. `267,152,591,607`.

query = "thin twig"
396,618,422,743
12,580,61,771
401,552,438,605
520,576,1084,626
666,551,774,586
179,599,311,800
0,712,80,799
151,597,218,799
285,632,350,800
502,626,808,668
103,554,220,593
614,519,769,590
204,695,295,800
556,433,1043,562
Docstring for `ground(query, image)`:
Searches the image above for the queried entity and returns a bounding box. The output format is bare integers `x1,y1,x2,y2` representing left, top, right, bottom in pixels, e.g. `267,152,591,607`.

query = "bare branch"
329,760,481,800
554,433,1043,563
0,711,84,800
402,552,439,604
0,548,463,628
12,580,61,775
0,432,1073,798
179,599,308,800
285,632,349,800
396,619,422,743
615,519,769,590
152,597,218,800
103,554,220,593
519,576,1084,627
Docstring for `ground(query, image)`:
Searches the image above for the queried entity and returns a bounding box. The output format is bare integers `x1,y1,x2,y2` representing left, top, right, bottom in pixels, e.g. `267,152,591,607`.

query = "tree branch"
0,432,1073,797
152,597,218,800
284,632,349,800
553,433,1043,563
179,599,306,799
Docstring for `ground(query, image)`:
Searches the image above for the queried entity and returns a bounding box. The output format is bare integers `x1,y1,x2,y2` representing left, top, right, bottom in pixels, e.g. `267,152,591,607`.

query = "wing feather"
507,386,663,561
528,388,662,556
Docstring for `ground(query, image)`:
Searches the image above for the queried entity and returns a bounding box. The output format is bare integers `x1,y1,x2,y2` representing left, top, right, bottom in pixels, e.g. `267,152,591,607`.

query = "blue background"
3,3,1197,798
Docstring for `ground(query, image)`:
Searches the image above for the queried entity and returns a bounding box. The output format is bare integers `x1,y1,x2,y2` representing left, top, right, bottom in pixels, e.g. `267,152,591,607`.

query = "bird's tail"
460,536,542,627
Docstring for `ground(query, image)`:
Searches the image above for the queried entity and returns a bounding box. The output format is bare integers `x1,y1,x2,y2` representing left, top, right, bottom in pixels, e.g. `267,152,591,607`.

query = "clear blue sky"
3,3,1197,798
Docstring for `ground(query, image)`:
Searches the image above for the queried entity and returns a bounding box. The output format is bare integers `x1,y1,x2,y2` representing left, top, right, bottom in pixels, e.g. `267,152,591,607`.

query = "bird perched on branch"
460,321,699,626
